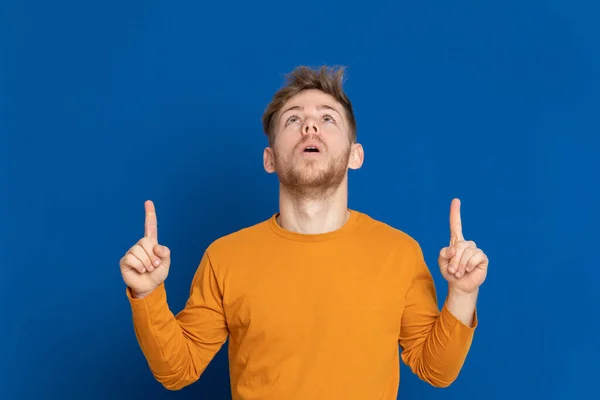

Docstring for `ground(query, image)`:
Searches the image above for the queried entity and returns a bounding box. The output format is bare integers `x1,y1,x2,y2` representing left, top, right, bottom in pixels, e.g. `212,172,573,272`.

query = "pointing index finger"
144,200,158,241
449,198,463,245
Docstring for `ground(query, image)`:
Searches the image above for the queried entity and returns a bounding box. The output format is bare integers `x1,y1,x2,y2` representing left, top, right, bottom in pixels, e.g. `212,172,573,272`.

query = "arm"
398,243,477,388
399,198,488,387
127,251,228,390
446,287,478,327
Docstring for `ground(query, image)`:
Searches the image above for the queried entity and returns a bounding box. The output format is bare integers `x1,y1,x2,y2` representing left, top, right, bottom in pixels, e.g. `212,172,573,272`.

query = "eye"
322,114,336,123
285,115,301,125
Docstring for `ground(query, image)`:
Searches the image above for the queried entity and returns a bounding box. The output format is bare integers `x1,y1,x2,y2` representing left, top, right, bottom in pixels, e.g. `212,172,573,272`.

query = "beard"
273,140,351,200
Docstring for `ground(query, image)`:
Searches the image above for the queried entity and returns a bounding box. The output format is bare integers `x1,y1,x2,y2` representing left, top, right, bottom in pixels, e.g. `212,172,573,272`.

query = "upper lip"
300,141,323,152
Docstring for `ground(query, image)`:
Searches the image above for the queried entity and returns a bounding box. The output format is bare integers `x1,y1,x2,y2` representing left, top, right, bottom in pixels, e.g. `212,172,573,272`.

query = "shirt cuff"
440,301,478,331
126,283,167,313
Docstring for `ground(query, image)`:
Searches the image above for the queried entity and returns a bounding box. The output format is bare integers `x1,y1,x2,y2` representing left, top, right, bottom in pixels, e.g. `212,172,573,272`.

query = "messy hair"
261,65,357,146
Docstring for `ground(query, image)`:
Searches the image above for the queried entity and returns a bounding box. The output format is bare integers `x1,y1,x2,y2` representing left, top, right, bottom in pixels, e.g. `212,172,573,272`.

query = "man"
120,66,488,399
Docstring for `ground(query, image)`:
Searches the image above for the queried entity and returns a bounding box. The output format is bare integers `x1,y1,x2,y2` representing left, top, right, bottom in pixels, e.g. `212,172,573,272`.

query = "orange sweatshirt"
127,210,477,399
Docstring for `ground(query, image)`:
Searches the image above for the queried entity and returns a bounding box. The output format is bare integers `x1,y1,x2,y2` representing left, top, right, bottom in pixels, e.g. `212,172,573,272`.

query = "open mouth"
303,147,320,153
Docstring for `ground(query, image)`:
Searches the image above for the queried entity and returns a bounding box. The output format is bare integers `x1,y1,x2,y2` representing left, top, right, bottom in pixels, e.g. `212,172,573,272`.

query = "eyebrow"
280,104,343,119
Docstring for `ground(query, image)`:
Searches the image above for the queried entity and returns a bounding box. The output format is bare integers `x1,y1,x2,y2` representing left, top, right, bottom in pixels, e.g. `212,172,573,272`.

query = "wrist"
130,287,153,299
448,286,479,300
445,286,478,327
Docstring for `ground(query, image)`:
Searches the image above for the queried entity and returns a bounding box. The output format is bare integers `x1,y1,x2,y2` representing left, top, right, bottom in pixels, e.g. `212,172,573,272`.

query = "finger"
455,248,475,278
138,237,161,271
154,244,171,266
449,198,464,246
144,200,158,241
130,243,153,271
121,253,146,274
447,241,466,274
438,246,455,265
466,250,487,272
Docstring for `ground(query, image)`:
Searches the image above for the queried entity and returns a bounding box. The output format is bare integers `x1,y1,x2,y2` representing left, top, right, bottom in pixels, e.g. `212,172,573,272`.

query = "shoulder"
353,210,424,254
204,215,274,257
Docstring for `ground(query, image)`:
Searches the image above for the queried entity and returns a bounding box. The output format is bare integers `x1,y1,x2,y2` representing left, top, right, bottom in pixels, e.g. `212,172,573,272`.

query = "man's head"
261,66,363,199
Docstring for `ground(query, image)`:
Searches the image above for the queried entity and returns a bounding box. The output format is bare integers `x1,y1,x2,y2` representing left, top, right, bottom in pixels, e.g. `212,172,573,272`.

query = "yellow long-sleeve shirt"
127,210,477,399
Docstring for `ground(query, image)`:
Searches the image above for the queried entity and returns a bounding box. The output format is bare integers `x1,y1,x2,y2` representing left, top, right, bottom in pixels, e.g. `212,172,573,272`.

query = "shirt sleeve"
398,240,477,388
127,250,229,390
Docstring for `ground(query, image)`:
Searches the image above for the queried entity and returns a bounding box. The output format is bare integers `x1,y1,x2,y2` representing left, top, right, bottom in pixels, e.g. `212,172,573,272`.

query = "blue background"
1,0,598,399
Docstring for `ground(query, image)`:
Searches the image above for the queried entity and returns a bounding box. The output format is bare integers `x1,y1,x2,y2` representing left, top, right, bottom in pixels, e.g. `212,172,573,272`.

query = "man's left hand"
438,198,489,294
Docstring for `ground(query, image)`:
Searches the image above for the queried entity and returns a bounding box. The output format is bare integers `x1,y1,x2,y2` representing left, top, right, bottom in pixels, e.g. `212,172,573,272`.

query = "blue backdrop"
2,1,598,399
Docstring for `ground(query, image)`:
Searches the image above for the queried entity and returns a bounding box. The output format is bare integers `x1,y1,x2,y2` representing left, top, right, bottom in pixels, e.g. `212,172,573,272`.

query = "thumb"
153,244,170,260
438,246,455,264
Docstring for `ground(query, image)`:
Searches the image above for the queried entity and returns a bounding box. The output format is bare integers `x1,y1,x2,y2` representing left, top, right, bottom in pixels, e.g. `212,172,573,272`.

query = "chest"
222,249,411,343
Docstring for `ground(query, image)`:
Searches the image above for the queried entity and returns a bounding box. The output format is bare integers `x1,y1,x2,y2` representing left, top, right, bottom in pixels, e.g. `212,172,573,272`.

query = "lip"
299,141,324,153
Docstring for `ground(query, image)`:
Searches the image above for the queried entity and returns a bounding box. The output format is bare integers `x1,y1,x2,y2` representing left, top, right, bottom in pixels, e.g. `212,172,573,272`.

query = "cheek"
272,138,296,157
322,125,349,142
328,136,351,152
278,129,302,148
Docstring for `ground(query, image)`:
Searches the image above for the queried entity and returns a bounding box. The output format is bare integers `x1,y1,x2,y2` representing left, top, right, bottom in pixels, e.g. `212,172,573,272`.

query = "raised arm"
120,201,228,390
399,198,488,387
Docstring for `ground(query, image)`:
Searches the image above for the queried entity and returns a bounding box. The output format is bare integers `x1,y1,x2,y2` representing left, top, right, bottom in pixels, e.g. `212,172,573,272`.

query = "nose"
302,118,319,135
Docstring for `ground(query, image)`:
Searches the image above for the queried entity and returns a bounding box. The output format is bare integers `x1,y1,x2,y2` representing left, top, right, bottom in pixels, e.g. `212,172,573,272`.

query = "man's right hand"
120,200,171,298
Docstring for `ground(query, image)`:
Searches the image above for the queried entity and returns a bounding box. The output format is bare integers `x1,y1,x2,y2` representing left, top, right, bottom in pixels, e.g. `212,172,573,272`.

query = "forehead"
279,89,344,115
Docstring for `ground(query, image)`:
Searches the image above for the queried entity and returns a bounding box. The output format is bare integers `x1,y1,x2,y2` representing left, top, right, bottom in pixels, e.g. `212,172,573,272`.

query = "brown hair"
261,65,357,146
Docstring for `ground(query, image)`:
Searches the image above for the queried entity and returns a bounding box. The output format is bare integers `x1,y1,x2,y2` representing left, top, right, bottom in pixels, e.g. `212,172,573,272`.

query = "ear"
348,143,364,170
263,147,276,173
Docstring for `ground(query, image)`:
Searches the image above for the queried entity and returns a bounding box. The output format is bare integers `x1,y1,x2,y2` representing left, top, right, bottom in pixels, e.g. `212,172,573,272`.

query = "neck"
277,179,350,234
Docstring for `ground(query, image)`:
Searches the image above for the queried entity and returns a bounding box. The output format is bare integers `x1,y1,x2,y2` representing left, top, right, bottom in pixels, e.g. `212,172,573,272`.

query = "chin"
274,151,349,192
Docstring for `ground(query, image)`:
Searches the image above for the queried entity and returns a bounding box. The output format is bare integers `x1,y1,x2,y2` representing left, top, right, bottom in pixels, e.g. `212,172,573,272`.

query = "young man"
120,66,489,399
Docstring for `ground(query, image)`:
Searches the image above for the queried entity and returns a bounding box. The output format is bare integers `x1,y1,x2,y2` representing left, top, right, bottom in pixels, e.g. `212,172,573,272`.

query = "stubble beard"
273,146,351,201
